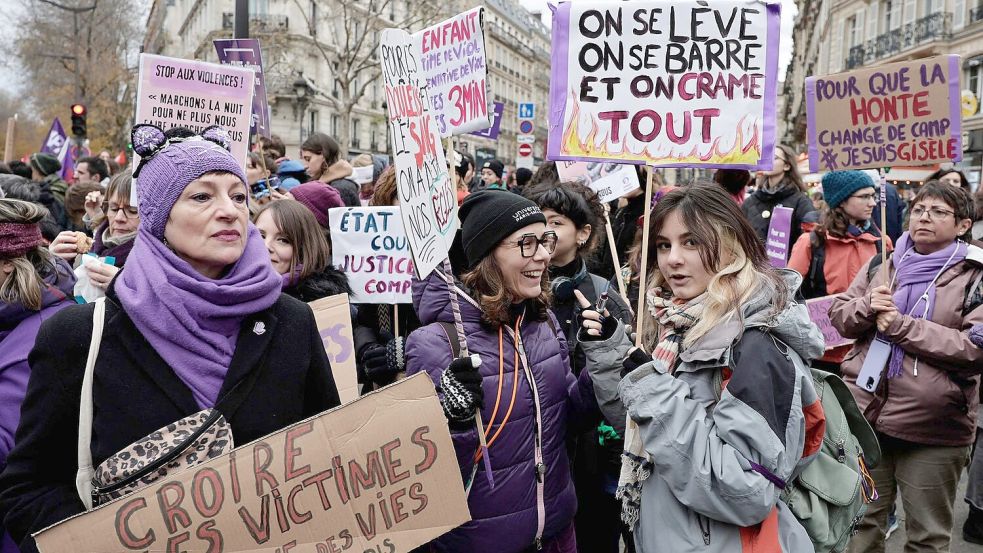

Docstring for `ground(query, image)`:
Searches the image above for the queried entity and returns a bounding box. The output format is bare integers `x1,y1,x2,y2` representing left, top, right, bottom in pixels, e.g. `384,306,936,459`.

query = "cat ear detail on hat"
131,124,167,158
201,126,232,152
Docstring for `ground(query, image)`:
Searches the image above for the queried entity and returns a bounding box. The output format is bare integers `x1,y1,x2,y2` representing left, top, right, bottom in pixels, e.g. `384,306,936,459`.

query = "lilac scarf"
886,232,967,377
115,225,282,408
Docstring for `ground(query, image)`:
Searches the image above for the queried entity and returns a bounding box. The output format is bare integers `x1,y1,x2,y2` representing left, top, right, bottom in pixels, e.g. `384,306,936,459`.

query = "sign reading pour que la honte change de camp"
806,55,962,172
548,1,781,169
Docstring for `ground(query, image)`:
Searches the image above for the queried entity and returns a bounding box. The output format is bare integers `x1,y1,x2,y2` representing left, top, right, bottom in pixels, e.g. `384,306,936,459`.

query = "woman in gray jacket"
578,183,826,553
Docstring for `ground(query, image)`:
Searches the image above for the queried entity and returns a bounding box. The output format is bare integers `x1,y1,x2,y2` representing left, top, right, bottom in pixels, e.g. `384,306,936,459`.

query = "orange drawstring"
475,316,522,462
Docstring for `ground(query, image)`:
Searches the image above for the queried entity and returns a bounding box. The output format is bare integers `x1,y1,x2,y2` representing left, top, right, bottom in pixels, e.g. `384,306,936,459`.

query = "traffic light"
70,103,87,138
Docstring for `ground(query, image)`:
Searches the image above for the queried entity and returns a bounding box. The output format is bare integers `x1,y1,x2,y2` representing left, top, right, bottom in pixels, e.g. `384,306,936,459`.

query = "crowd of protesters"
1,123,983,553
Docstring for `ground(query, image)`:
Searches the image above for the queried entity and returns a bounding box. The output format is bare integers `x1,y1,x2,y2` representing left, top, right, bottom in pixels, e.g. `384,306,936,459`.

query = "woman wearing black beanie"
405,190,598,553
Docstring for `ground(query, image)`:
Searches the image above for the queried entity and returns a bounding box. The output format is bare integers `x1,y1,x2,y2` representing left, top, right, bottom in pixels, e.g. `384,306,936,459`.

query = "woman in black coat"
742,144,816,254
0,125,340,553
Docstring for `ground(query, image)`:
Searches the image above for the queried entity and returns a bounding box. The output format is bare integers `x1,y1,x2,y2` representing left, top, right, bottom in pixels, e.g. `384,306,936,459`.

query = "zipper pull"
836,440,846,463
535,537,543,550
535,462,546,483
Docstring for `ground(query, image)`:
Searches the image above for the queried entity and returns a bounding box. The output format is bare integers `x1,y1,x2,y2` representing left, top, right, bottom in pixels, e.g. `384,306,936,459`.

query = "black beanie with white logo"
459,190,547,269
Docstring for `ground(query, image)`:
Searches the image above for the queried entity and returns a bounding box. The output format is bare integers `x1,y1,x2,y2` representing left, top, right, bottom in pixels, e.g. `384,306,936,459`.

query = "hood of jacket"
0,257,75,336
751,180,800,204
285,266,352,303
680,269,825,366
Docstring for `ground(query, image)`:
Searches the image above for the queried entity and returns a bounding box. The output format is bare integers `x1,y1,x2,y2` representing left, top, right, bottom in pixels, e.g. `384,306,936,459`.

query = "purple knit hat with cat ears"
131,124,248,240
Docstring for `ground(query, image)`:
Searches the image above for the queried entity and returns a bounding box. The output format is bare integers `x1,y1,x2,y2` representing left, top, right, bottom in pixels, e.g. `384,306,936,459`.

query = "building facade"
142,0,552,166
784,0,983,187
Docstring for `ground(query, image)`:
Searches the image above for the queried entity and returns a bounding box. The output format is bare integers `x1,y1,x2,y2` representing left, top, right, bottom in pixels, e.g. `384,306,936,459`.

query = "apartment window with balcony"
846,15,861,49
885,0,901,30
966,58,983,112
921,0,942,17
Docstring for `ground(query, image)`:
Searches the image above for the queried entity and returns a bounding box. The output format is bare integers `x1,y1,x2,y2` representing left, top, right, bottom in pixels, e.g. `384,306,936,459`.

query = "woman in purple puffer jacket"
0,199,76,553
405,191,597,553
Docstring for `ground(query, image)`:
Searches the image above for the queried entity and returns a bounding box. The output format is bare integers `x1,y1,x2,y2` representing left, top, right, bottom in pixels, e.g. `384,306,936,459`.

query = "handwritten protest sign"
548,1,780,169
414,7,489,137
765,205,793,268
309,294,358,404
135,53,255,167
380,29,458,279
806,55,962,172
807,296,854,350
34,374,471,553
330,207,414,304
214,39,272,139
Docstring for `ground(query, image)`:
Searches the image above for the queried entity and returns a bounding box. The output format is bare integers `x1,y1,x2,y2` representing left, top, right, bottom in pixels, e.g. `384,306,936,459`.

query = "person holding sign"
405,191,597,553
788,170,888,373
524,181,633,553
0,126,341,553
578,184,826,553
742,145,815,255
253,199,351,302
830,182,983,553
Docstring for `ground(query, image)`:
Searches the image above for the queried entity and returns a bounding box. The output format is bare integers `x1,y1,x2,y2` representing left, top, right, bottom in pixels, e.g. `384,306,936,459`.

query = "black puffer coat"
742,181,815,251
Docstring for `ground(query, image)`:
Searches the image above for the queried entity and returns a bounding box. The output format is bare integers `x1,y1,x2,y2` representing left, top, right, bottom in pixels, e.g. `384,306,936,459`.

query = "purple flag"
39,118,73,180
214,39,271,139
469,101,504,140
765,206,794,268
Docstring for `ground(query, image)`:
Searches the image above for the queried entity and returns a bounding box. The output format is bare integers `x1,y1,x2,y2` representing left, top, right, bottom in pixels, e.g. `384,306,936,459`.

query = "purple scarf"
886,232,967,377
115,225,282,408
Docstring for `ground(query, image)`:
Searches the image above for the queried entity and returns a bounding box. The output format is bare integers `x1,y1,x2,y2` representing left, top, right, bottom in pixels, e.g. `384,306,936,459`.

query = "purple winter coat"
0,257,74,553
0,257,75,466
405,271,597,553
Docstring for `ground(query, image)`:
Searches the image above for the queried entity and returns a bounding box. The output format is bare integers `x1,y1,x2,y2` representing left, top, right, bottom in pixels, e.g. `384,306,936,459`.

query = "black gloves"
577,309,620,342
439,355,484,424
361,331,404,385
622,348,654,377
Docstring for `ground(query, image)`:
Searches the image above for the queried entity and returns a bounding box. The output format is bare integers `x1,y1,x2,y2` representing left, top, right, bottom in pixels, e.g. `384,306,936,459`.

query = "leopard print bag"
89,409,233,506
76,299,245,509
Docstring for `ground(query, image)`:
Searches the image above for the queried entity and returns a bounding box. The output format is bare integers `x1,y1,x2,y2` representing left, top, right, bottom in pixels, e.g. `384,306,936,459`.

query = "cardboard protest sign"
470,101,504,139
548,1,780,169
806,296,854,350
588,164,641,203
309,294,359,404
414,7,489,137
135,53,255,167
330,207,414,304
214,39,272,139
34,374,471,553
806,55,962,172
380,29,458,279
765,206,793,268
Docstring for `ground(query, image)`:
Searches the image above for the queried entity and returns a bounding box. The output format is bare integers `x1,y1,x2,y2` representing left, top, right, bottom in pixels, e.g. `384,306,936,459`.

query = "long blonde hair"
640,183,787,351
0,199,54,311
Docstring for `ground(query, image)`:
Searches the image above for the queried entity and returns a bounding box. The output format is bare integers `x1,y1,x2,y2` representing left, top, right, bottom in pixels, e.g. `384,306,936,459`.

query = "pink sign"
806,296,854,350
134,54,255,167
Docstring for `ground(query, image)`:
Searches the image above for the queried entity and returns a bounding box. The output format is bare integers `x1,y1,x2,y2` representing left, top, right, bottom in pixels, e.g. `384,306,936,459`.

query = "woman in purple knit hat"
0,125,340,553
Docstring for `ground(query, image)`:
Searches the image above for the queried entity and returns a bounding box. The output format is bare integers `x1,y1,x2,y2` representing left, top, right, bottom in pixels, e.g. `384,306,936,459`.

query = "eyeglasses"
514,231,558,257
103,202,139,219
910,206,956,221
850,192,877,202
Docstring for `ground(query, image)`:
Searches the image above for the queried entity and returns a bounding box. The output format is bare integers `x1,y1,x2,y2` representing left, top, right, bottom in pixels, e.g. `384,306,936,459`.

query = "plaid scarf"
618,288,706,529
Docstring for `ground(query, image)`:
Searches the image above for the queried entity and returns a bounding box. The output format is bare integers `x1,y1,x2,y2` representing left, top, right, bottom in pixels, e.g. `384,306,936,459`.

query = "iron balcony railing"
845,12,951,69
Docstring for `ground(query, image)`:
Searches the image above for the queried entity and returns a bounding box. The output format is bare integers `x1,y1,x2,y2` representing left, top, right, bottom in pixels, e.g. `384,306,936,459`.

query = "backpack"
713,355,880,552
781,368,881,553
801,231,883,299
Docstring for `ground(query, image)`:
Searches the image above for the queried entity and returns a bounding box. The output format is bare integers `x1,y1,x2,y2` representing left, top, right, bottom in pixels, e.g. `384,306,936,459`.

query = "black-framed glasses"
515,231,558,257
910,206,955,221
103,202,139,219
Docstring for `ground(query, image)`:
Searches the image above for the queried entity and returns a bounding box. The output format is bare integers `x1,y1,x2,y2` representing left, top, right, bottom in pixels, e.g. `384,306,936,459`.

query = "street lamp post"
293,73,312,147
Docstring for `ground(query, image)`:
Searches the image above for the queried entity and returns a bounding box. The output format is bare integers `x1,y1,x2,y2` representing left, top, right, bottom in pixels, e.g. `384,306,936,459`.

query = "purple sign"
547,1,779,170
469,101,504,140
766,206,793,268
214,39,271,139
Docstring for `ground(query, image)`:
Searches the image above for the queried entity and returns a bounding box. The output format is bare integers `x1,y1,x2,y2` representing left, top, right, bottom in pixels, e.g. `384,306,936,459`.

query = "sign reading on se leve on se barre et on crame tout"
548,1,781,170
